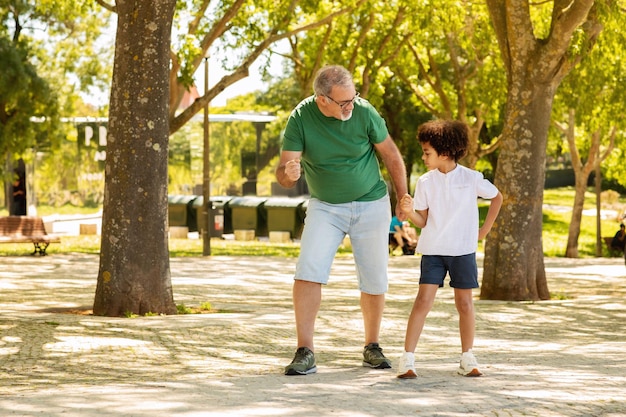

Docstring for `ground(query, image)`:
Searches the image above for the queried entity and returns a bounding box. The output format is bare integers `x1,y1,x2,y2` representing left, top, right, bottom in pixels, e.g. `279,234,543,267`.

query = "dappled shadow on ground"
0,255,624,416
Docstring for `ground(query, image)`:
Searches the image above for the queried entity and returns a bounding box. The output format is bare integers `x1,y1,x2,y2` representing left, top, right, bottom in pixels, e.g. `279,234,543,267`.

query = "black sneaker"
285,347,317,375
363,342,392,369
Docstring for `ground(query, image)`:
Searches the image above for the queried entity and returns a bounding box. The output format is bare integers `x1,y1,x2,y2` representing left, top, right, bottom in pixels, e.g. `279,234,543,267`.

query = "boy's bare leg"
403,284,438,352
454,288,475,352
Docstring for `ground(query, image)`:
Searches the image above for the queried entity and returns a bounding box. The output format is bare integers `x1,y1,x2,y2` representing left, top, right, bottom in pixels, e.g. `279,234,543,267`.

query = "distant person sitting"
389,216,417,255
611,224,625,252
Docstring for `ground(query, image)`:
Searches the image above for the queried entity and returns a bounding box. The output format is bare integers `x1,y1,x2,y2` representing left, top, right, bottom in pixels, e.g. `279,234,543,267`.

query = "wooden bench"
0,216,60,255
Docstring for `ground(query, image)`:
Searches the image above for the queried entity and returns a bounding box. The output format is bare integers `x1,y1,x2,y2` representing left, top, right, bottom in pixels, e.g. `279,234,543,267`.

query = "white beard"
340,111,353,121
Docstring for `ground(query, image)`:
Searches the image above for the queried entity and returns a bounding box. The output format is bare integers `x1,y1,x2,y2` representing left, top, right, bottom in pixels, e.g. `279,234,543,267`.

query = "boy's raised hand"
400,194,413,212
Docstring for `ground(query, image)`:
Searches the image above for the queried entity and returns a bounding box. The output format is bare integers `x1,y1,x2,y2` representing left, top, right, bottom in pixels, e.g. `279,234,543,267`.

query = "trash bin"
265,197,306,239
193,196,233,238
229,196,268,237
168,195,197,229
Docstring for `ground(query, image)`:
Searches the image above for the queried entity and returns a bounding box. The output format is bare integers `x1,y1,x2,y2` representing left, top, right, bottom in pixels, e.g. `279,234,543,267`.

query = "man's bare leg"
294,279,322,350
361,292,392,368
361,292,385,345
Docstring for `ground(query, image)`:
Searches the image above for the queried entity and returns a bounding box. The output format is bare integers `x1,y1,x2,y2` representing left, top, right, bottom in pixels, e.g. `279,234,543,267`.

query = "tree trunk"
565,175,589,258
481,80,553,301
564,128,602,258
93,0,178,316
564,122,615,258
482,0,597,301
595,163,602,257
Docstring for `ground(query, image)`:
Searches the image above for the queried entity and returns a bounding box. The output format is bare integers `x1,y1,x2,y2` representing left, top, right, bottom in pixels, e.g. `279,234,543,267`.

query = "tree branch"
94,0,116,13
170,0,367,134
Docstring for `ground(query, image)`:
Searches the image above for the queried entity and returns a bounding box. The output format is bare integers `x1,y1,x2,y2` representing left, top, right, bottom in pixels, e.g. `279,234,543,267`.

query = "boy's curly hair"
417,120,468,161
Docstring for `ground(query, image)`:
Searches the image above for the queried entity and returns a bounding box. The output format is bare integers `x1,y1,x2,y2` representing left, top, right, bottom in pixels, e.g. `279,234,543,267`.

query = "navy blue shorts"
419,254,478,289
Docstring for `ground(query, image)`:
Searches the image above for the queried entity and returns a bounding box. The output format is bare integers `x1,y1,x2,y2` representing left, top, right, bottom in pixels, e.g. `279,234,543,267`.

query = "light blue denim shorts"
295,195,391,294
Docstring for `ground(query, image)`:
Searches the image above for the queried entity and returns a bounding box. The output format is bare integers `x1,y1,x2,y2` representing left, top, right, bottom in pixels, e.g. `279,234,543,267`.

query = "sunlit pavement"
0,254,625,417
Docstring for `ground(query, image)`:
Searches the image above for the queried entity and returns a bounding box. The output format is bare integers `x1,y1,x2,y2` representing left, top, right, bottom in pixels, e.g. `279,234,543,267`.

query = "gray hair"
313,65,354,96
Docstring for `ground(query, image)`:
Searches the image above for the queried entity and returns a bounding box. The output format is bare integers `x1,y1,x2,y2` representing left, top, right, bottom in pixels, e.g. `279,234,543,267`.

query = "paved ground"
0,253,625,417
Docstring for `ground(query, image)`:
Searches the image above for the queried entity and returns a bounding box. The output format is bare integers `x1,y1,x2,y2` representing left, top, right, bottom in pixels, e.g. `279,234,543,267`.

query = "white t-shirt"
414,164,499,256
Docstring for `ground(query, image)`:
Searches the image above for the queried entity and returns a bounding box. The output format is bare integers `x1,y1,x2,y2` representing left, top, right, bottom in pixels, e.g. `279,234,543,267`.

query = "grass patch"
0,235,354,257
1,187,624,258
176,304,194,314
542,187,625,257
0,205,102,217
176,302,216,314
550,290,570,300
0,235,102,256
477,186,623,258
542,186,598,207
168,239,305,257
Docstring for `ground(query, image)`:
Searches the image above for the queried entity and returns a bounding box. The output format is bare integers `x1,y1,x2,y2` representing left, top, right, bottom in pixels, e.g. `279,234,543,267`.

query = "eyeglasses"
324,92,360,109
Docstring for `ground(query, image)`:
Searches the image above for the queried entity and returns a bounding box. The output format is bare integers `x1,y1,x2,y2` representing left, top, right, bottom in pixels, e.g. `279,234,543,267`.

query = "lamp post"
202,55,211,256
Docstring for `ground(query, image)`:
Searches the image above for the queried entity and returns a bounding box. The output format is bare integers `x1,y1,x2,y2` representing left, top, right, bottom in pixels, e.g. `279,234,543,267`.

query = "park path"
0,254,625,416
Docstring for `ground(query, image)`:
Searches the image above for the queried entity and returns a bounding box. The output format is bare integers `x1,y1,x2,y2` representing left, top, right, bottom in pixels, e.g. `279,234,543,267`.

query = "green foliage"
0,34,60,165
276,0,506,171
169,92,284,196
168,123,195,194
176,304,194,314
550,290,570,301
0,0,112,178
528,0,553,40
550,4,626,188
174,35,203,88
377,78,429,176
395,0,506,125
174,301,213,314
257,73,303,108
33,125,105,206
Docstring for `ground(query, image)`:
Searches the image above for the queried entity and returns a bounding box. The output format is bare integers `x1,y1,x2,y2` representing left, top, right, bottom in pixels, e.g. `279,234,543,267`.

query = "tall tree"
481,0,603,301
555,112,616,258
93,0,178,316
552,6,625,258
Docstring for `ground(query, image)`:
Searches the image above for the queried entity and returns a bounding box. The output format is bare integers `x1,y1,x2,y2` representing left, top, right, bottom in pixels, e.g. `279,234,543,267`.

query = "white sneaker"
458,349,483,377
397,352,417,379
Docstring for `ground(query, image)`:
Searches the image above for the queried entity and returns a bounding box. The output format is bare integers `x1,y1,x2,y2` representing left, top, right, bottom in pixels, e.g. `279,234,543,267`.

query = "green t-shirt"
281,96,389,204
